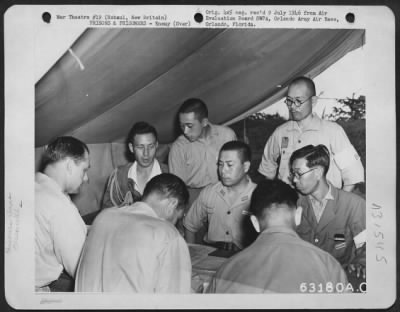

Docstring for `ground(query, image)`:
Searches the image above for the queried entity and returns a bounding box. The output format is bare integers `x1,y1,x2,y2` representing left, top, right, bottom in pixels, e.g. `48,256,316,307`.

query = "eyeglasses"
284,96,313,108
289,168,316,180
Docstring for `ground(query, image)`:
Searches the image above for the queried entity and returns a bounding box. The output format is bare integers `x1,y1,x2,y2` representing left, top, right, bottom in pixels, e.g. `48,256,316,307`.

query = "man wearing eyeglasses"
258,76,364,192
290,144,366,285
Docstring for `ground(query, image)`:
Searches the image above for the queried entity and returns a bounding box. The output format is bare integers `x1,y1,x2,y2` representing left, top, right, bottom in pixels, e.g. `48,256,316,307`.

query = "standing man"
75,174,191,293
258,76,364,192
183,141,256,251
102,121,168,209
35,136,90,292
208,179,348,293
289,144,366,281
169,98,237,206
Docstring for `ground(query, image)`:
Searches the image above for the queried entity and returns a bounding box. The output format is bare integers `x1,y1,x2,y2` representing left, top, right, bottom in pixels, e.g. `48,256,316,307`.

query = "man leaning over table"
258,76,364,192
208,179,348,293
183,141,257,252
290,144,366,282
75,173,191,293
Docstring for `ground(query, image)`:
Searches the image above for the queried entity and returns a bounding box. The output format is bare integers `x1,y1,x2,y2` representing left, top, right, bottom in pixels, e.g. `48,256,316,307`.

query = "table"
188,243,231,293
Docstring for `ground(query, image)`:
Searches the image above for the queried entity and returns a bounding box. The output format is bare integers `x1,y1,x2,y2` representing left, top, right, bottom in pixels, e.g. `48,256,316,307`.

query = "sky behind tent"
262,43,367,119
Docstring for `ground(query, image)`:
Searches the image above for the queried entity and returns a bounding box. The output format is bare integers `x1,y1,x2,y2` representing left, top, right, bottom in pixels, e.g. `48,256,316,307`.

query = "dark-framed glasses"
284,95,313,108
289,168,317,180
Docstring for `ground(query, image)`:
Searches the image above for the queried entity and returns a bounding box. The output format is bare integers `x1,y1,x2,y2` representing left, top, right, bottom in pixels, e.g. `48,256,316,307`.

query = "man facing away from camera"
75,173,191,293
183,141,257,251
35,136,90,292
290,144,366,282
258,76,364,192
102,121,168,209
208,179,348,293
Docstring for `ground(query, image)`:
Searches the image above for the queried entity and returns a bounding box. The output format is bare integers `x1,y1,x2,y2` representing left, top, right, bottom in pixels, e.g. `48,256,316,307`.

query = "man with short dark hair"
102,121,168,209
35,136,90,292
208,179,348,293
169,98,237,206
183,141,256,251
75,173,192,293
290,144,366,281
258,76,364,192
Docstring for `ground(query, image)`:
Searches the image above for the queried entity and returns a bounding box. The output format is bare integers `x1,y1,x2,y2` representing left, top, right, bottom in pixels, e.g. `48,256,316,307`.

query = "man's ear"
201,117,209,127
165,197,178,215
65,158,73,175
128,142,134,154
311,95,318,108
244,161,251,173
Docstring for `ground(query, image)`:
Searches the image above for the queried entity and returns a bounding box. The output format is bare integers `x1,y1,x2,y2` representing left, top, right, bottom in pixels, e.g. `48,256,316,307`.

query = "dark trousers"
48,271,75,292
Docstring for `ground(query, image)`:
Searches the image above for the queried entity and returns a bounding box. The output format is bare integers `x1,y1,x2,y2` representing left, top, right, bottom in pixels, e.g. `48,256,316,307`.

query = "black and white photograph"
4,5,396,309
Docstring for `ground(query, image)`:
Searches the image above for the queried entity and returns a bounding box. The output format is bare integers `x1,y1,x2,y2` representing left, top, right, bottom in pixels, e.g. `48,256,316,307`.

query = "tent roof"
35,28,365,147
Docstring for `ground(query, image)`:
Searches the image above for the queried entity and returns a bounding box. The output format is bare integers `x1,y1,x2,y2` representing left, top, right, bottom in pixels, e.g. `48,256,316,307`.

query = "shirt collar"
128,159,162,186
308,183,334,204
35,172,69,198
121,201,160,219
287,113,322,132
260,226,299,237
216,177,255,202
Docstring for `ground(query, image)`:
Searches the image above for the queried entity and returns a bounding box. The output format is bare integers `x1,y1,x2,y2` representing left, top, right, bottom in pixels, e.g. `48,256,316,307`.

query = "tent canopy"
35,28,365,147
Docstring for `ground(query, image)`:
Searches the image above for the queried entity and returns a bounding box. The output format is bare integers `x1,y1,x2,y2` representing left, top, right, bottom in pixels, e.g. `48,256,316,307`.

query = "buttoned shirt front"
168,123,236,188
208,227,348,293
296,185,366,267
258,114,364,188
35,172,87,288
75,202,191,293
183,179,256,249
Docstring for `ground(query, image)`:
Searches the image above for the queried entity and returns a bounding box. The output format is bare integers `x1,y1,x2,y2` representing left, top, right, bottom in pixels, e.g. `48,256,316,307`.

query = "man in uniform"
35,136,90,292
290,144,366,282
169,98,237,206
102,121,168,209
258,76,364,192
208,179,348,293
183,141,256,251
75,173,191,293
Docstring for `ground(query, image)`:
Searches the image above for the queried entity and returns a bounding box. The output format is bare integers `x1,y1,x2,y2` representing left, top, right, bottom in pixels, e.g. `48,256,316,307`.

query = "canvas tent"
35,27,365,217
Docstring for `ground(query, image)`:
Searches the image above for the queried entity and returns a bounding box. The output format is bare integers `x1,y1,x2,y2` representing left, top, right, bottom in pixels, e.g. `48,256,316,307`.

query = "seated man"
183,141,256,251
102,121,168,209
75,173,191,293
35,136,90,292
289,144,366,281
208,179,348,293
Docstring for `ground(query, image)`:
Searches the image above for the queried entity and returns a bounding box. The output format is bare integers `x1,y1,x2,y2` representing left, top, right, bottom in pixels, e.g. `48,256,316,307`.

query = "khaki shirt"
258,114,364,188
75,202,191,293
169,123,236,188
208,227,348,293
183,179,256,249
35,172,87,288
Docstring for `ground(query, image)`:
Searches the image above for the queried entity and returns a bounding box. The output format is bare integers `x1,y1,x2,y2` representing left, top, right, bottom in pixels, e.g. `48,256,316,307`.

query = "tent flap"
35,28,365,147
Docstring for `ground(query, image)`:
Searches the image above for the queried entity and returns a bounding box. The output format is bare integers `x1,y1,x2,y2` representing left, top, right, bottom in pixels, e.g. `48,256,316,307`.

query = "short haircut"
178,98,208,121
220,140,251,163
249,179,299,219
289,144,330,175
142,173,189,211
40,136,89,171
290,76,316,96
127,121,158,144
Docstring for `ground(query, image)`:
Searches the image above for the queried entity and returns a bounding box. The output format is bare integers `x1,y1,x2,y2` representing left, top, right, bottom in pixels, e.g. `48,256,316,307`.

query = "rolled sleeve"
183,190,208,233
51,212,87,278
331,125,365,185
168,143,187,183
258,132,280,179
